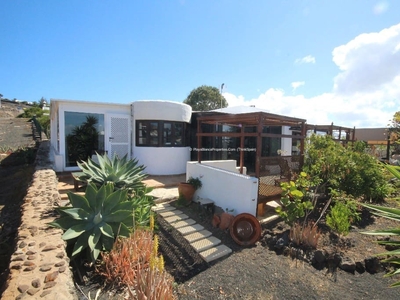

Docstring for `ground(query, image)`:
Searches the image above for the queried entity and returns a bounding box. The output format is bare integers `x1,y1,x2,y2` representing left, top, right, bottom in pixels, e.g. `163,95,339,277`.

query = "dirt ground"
158,201,400,300
0,117,37,297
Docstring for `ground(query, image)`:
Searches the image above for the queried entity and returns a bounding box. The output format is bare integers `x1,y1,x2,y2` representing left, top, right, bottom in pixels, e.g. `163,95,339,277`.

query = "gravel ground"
159,201,400,300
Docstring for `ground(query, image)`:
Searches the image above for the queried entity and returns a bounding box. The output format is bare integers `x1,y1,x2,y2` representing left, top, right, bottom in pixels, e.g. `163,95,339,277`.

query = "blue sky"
1,0,400,128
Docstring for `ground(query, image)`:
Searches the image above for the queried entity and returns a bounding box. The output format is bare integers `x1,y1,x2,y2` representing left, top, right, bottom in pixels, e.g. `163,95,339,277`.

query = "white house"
50,99,192,175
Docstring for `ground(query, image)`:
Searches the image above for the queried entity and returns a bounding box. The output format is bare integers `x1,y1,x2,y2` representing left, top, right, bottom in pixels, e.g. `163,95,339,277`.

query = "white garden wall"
186,162,258,216
190,160,246,174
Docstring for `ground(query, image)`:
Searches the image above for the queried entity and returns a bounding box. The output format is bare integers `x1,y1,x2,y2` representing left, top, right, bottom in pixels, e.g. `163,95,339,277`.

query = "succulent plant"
49,182,135,261
76,153,147,193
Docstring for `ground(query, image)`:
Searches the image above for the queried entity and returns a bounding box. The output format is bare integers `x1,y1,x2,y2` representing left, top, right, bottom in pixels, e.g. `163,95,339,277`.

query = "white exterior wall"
281,126,292,155
187,162,258,216
132,100,192,175
135,147,190,175
132,100,191,122
50,99,130,172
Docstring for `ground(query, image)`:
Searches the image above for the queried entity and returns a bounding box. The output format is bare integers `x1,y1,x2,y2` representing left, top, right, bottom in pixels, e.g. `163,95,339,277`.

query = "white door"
106,114,131,159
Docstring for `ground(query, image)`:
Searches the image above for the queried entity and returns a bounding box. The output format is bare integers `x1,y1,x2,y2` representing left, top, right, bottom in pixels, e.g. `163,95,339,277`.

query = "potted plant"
178,176,202,203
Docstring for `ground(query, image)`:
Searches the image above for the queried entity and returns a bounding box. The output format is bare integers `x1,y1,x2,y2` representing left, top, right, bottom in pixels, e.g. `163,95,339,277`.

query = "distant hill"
0,99,32,118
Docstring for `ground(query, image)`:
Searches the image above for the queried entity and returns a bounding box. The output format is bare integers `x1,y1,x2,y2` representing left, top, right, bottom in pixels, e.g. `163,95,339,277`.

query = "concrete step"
183,230,212,243
164,213,189,223
171,218,196,229
177,224,204,236
190,236,221,253
151,203,175,212
159,210,183,218
199,245,232,263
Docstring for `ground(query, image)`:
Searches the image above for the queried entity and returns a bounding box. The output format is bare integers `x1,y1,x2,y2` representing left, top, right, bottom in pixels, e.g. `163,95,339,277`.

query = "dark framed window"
136,120,187,147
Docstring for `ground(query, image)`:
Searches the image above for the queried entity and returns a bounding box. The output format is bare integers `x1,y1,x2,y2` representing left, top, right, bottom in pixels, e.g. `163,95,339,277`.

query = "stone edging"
2,141,78,299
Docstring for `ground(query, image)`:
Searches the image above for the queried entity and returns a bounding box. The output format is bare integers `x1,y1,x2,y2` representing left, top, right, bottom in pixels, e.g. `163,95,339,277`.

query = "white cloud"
295,55,316,64
373,1,389,15
223,23,400,128
291,81,305,93
333,23,400,95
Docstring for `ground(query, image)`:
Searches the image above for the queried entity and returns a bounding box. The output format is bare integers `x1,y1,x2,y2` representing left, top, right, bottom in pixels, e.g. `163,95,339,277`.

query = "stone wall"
2,141,77,299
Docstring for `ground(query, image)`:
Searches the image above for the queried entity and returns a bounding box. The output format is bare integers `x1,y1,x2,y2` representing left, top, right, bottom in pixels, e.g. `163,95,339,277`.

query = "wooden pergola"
196,111,307,179
306,123,356,144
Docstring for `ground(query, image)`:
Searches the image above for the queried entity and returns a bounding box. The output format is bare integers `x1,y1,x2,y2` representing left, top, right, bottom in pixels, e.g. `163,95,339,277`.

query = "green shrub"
326,197,360,236
303,135,390,202
275,172,314,226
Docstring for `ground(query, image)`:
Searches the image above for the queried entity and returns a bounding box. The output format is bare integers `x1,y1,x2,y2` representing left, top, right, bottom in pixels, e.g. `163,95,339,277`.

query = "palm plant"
76,153,147,194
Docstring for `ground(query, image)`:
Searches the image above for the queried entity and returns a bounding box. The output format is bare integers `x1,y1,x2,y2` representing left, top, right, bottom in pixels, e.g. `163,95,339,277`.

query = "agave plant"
76,153,147,193
361,203,400,287
360,163,400,287
49,182,135,261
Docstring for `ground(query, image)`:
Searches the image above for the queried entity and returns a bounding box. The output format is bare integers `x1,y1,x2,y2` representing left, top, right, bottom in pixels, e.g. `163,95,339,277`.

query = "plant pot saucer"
230,213,261,246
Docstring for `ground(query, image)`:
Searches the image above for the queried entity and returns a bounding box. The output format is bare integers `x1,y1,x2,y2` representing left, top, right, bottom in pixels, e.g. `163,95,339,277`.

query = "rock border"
2,141,78,300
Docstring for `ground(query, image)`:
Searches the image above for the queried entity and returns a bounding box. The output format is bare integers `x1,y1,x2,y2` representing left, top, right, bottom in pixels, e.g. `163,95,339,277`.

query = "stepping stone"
177,224,204,236
164,214,189,223
191,236,221,253
151,203,174,212
193,197,214,205
184,230,212,243
171,218,196,229
199,245,232,263
159,210,183,218
265,200,281,209
258,214,280,225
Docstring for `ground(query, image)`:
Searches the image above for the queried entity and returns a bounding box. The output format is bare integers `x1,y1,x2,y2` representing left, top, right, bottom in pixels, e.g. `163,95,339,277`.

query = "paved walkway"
152,202,232,263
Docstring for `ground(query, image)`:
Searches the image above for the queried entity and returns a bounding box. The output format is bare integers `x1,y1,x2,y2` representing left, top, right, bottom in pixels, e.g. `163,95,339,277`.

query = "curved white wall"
132,100,192,175
135,147,190,175
132,100,191,122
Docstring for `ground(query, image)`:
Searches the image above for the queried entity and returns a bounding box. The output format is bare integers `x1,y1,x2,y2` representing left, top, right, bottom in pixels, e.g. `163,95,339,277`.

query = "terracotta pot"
178,182,196,202
230,213,261,246
219,212,234,230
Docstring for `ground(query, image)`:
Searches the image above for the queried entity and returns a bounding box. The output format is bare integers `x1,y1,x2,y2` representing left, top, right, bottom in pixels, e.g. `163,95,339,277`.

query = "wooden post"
239,125,244,174
300,122,306,168
255,114,262,178
197,119,202,163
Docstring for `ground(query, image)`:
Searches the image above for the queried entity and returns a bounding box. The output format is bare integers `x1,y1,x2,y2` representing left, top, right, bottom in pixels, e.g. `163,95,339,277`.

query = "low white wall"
187,162,258,216
135,147,190,175
188,160,246,174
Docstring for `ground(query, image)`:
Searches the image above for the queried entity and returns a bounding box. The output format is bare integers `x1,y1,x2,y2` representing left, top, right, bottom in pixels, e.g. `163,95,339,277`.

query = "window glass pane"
164,122,172,146
137,122,147,145
149,122,159,145
174,123,183,146
65,112,104,167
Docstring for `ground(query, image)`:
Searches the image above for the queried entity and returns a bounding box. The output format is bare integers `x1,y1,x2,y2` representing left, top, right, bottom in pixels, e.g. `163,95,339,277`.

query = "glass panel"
65,112,104,167
137,122,147,145
149,122,159,145
163,122,172,146
174,123,183,146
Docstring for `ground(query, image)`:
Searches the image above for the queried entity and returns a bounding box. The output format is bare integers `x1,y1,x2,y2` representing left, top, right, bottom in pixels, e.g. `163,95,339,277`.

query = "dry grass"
98,224,175,299
290,221,321,249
